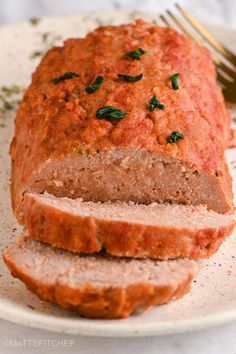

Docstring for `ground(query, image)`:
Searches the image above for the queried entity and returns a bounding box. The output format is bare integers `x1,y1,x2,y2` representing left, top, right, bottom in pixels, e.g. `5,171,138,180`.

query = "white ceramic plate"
0,11,236,337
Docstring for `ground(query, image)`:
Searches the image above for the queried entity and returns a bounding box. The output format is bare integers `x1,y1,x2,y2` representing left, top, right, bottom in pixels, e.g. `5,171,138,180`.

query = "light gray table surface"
0,0,236,27
0,0,236,353
0,319,236,354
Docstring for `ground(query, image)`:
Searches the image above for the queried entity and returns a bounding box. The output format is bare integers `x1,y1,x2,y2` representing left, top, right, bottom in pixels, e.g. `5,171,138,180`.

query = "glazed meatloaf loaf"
11,19,233,221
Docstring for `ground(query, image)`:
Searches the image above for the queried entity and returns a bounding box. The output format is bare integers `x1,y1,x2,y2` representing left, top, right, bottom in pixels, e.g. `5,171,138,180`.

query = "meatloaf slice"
3,235,198,319
23,193,235,259
10,19,233,221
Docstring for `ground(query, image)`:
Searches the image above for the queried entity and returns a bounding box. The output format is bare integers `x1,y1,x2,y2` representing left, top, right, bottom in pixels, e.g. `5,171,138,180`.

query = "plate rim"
0,298,236,337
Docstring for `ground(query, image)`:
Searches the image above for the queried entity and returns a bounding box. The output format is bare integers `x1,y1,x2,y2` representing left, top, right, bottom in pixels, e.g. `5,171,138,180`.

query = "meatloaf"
10,19,233,221
3,235,198,319
23,192,235,259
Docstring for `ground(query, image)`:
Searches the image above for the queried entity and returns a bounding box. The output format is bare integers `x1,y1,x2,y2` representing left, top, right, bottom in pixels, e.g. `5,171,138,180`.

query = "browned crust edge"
23,194,235,260
2,248,197,319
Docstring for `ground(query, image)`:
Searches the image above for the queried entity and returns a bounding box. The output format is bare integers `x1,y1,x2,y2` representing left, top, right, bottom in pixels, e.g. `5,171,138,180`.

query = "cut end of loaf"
28,192,235,229
3,235,199,319
24,149,233,216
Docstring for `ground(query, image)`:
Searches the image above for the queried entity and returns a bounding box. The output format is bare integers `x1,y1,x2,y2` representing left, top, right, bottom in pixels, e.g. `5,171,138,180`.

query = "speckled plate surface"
0,11,236,337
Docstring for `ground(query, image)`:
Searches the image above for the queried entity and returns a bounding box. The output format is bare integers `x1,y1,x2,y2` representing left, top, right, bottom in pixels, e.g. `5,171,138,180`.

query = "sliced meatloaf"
23,193,235,260
3,235,198,319
10,19,233,221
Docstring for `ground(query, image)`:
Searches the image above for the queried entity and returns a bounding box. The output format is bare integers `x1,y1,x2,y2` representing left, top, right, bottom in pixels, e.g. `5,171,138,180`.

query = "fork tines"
159,4,236,102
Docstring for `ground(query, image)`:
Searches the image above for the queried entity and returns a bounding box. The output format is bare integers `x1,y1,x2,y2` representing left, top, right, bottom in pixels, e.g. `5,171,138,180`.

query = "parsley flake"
171,73,180,90
168,131,184,144
126,48,146,60
52,72,79,85
149,95,165,111
96,106,126,120
117,73,143,82
85,76,104,94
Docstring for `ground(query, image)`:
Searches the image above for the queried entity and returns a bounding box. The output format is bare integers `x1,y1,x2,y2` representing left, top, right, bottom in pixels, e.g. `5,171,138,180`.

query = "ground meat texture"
10,19,233,220
23,193,235,260
3,235,199,319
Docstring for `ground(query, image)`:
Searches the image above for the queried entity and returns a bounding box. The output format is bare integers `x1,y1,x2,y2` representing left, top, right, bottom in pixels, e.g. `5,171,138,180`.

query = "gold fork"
159,4,236,102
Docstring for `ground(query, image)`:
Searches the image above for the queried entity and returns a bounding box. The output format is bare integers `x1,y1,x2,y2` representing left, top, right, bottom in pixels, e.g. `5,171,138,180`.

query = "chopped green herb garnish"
42,32,50,42
96,106,126,120
117,73,143,82
29,17,40,26
94,17,103,26
30,51,44,59
85,76,104,94
52,72,79,85
149,95,165,111
3,100,13,110
77,145,86,155
126,48,146,60
168,131,184,144
0,85,22,116
171,73,180,90
54,35,62,41
2,85,21,96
